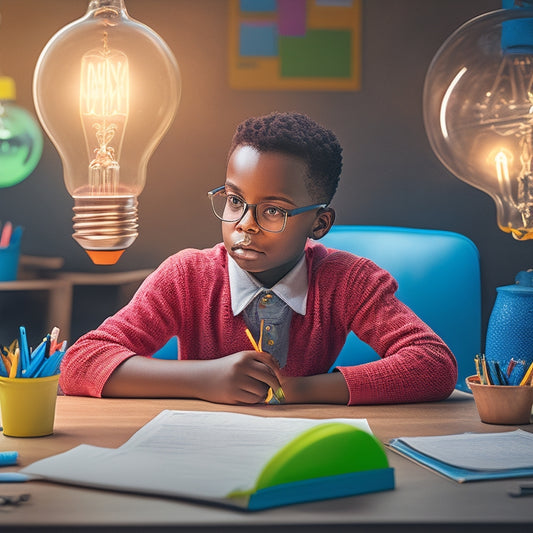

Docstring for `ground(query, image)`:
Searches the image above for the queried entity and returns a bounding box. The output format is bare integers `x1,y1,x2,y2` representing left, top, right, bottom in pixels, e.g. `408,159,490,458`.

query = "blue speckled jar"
485,273,533,369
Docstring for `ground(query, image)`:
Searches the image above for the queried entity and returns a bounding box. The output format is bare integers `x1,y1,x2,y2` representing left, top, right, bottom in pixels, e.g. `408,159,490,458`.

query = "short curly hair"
228,112,343,204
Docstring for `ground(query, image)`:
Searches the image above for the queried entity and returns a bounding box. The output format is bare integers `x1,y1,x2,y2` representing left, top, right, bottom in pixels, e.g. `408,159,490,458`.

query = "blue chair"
320,225,481,392
152,335,179,360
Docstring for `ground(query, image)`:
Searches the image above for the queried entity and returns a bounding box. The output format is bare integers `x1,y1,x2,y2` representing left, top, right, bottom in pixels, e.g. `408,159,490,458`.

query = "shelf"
0,256,153,342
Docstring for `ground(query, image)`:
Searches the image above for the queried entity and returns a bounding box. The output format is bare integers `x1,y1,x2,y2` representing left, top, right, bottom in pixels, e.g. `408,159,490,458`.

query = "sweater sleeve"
59,254,185,398
335,259,458,405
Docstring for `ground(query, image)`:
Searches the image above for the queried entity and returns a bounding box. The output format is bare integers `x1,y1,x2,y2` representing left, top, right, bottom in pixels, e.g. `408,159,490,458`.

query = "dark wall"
1,0,530,344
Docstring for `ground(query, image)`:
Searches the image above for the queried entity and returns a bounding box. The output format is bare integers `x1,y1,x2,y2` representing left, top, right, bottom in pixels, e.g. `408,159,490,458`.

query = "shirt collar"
228,252,308,316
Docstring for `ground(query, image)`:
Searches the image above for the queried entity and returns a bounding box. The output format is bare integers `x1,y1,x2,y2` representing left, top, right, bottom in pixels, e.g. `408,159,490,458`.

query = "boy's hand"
199,351,282,405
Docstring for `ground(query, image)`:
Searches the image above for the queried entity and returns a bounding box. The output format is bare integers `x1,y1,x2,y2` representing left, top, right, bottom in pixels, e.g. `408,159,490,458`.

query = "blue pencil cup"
0,242,21,281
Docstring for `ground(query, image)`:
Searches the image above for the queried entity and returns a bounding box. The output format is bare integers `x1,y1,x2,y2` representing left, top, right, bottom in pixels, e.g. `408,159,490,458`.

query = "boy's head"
212,112,341,287
228,112,342,204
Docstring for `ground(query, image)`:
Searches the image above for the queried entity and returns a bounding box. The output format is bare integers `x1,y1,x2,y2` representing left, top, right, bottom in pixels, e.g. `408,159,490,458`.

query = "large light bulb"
423,1,533,241
33,0,180,264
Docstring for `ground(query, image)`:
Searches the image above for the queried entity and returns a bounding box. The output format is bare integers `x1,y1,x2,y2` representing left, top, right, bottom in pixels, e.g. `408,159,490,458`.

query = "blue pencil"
19,326,31,376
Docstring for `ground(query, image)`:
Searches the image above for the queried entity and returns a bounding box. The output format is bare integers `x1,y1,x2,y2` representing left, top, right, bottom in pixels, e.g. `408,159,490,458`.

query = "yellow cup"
0,374,59,437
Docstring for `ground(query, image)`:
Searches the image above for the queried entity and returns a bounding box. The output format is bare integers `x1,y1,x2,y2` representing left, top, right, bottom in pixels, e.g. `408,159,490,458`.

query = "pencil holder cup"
0,374,60,437
466,376,533,425
0,241,20,281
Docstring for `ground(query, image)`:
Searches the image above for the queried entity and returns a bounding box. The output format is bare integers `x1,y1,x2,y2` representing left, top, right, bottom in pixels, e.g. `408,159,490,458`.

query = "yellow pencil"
258,319,264,352
481,356,492,385
245,322,285,403
245,329,260,352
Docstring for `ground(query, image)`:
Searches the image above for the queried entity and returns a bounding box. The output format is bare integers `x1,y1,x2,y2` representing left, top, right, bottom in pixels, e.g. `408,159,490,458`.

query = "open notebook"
21,410,394,510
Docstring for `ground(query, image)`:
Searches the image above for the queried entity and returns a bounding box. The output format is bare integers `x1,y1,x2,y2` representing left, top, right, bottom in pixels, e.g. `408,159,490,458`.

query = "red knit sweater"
59,241,457,404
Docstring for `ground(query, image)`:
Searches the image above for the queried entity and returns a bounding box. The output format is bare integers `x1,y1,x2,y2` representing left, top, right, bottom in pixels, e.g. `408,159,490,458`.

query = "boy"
60,112,457,404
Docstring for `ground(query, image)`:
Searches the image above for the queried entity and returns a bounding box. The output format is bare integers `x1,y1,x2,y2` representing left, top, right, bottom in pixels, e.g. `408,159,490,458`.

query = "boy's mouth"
232,246,263,261
232,237,263,258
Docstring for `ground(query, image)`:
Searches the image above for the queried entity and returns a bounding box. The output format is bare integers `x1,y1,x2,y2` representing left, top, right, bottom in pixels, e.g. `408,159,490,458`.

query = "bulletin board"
229,0,362,91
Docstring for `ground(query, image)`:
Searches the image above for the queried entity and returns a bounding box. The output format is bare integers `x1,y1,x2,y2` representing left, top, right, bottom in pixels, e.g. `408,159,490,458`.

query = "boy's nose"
236,205,259,231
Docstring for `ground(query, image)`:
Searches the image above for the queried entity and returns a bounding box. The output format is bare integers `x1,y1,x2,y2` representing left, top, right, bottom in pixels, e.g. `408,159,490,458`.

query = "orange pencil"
8,347,19,378
0,349,12,375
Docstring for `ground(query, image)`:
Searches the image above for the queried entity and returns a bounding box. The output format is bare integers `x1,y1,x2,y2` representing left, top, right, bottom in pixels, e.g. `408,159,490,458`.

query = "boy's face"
222,145,329,287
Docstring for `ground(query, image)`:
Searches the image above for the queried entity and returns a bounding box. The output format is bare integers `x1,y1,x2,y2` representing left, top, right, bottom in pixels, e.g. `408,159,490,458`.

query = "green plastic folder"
21,411,395,510
232,422,394,510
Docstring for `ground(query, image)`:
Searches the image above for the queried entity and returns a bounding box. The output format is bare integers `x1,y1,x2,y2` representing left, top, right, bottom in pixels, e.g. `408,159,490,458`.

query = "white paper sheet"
22,410,371,500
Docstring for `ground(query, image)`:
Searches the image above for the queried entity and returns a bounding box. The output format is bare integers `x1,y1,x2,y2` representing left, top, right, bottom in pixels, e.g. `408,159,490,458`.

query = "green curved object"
254,422,388,492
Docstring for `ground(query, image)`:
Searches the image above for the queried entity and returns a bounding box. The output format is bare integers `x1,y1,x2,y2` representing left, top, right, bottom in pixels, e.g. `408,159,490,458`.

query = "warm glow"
494,150,513,203
81,57,128,117
80,33,129,195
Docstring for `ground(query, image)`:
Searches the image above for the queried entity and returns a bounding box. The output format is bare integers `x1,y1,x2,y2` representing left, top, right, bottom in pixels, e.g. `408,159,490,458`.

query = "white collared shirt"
228,253,308,317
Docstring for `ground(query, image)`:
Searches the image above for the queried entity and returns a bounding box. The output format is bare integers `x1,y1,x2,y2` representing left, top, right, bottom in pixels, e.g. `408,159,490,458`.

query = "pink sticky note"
278,0,306,37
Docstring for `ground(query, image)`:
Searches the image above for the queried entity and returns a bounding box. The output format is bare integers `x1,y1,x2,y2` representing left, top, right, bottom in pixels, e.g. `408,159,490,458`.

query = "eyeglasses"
208,186,327,233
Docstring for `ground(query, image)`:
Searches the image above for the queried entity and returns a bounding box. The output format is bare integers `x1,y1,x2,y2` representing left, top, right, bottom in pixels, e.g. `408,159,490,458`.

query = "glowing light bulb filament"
494,137,533,231
518,135,533,228
495,150,513,203
80,33,129,195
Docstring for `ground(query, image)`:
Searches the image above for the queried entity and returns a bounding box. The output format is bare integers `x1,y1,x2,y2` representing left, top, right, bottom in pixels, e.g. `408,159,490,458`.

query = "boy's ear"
310,208,336,240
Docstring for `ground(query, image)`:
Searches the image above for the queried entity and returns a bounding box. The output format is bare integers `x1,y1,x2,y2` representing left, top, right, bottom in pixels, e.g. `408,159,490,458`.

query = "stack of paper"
388,429,533,482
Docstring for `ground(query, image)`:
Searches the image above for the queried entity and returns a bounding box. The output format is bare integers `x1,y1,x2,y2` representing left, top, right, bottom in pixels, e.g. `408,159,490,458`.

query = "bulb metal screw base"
72,195,138,264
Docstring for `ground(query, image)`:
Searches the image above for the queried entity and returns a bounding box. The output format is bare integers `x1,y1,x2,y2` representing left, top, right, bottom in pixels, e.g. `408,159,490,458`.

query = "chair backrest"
320,225,481,392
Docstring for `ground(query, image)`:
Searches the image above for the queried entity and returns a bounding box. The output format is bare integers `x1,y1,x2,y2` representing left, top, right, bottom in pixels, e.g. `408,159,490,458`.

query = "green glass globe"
0,76,43,188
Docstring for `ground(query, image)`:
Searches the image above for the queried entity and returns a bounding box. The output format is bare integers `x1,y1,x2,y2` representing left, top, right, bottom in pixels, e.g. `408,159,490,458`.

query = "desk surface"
1,393,532,532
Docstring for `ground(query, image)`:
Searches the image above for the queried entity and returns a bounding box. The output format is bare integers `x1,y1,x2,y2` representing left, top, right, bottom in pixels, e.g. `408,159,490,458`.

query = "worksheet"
22,411,372,502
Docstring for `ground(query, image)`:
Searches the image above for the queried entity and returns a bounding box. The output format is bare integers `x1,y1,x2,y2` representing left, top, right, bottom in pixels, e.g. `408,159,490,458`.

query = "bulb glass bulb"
424,6,533,241
33,0,181,264
0,76,43,188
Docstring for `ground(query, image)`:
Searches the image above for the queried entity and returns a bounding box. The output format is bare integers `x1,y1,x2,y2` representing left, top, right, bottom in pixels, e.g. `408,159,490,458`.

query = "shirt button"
261,293,273,305
267,339,275,346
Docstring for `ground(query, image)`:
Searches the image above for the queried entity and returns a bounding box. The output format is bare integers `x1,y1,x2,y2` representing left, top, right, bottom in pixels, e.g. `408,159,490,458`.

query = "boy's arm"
101,350,284,405
306,256,457,406
280,372,349,404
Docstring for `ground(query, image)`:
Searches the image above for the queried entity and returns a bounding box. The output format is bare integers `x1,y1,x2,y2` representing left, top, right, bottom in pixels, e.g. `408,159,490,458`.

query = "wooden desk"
1,393,532,532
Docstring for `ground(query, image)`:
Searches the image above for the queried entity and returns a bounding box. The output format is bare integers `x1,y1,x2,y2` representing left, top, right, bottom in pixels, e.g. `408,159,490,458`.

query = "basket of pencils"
466,354,533,425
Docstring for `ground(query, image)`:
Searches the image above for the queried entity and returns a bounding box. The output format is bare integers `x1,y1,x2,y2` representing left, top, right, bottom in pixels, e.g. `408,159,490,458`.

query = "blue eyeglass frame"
207,186,328,233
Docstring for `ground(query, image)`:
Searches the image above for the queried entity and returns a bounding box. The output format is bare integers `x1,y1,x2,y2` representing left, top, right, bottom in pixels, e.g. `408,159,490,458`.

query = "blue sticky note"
240,0,276,12
240,22,278,56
